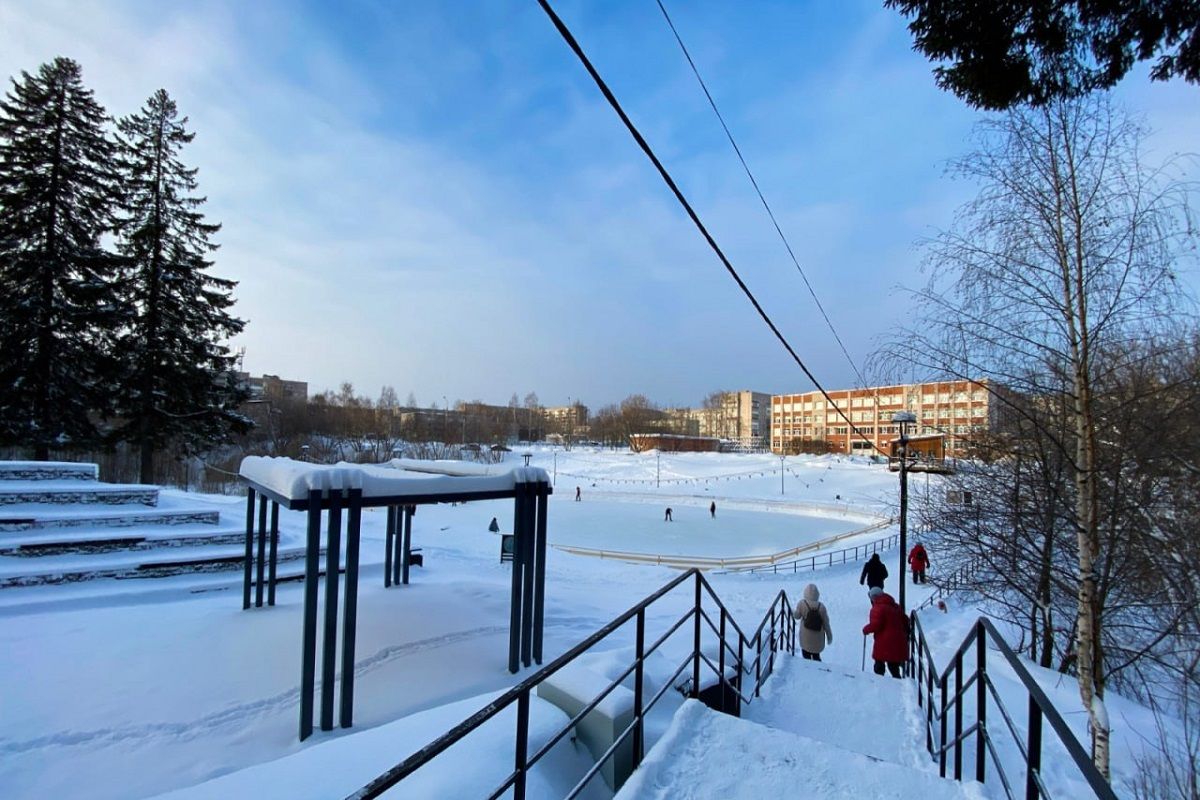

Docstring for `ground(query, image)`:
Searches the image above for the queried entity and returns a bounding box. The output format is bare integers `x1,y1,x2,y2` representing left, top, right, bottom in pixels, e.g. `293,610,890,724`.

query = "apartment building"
770,380,994,457
692,390,773,449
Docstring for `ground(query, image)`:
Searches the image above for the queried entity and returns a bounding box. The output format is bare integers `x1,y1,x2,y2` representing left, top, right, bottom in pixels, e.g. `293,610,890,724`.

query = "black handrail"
909,612,1118,800
729,531,899,574
348,569,794,799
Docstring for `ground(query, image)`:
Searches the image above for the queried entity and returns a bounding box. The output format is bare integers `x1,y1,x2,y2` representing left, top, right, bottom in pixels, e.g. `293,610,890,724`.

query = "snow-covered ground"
0,450,1171,798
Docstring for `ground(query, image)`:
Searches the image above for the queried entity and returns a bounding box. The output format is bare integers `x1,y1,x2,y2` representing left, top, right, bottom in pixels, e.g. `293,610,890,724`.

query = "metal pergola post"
299,491,322,741
384,505,395,588
532,483,549,664
242,488,256,610
267,502,279,605
340,489,363,728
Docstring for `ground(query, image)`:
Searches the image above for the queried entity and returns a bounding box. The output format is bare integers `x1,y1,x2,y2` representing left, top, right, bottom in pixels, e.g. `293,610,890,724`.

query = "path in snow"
616,699,985,800
744,652,930,767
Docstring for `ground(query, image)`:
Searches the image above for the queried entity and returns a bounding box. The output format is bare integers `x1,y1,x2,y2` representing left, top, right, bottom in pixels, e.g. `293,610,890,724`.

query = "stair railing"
909,613,1118,800
348,569,794,800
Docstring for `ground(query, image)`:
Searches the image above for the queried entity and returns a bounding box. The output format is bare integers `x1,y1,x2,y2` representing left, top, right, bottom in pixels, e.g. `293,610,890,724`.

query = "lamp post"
893,411,917,612
442,395,448,445
656,452,661,488
780,455,786,494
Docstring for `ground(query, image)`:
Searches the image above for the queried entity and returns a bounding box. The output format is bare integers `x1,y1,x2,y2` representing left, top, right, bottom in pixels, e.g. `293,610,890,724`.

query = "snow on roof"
238,456,550,503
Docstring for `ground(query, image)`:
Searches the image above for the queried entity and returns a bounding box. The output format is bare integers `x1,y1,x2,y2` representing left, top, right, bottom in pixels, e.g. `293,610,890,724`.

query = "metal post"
520,486,535,667
780,456,785,494
299,492,322,741
401,505,413,585
954,651,964,780
532,484,549,664
268,502,279,605
692,572,701,697
255,494,268,607
514,690,530,800
939,675,949,777
392,507,402,586
899,430,910,613
976,623,987,782
339,489,363,729
656,453,660,488
718,608,727,712
320,491,343,732
1026,698,1042,800
508,491,524,674
633,609,645,767
242,488,255,610
384,506,394,588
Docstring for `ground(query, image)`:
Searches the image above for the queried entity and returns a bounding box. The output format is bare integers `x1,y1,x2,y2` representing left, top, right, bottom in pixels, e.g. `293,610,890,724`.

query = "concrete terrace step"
0,522,246,555
0,481,159,507
0,542,315,589
0,461,99,482
616,700,978,800
0,505,219,532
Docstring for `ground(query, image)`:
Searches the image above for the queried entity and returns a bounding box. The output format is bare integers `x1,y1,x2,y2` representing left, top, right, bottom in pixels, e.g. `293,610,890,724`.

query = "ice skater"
664,507,673,522
709,501,716,518
575,486,581,502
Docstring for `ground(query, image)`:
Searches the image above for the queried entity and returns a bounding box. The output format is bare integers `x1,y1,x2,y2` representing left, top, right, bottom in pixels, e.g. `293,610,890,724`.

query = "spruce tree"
0,58,123,459
113,89,248,483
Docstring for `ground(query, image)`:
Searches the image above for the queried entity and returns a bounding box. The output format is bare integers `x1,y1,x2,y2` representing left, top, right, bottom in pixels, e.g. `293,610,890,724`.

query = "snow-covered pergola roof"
236,455,552,741
238,456,551,509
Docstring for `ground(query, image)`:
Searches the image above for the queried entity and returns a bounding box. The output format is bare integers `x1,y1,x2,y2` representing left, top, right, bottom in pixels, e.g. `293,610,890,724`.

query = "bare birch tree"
878,95,1195,776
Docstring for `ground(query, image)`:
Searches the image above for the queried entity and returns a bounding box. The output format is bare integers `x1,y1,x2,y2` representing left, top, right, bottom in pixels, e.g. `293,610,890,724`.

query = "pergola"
237,456,552,741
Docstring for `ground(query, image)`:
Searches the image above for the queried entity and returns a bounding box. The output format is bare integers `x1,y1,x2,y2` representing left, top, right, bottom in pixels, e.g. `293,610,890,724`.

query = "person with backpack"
859,553,888,593
792,583,832,661
862,586,909,678
908,542,930,584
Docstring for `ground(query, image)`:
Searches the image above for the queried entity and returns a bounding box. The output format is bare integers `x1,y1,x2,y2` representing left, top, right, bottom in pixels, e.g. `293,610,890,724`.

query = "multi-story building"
692,390,773,450
770,380,994,457
237,373,308,403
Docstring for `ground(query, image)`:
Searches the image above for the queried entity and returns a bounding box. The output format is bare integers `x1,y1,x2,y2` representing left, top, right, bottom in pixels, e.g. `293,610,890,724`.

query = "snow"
238,456,551,503
0,450,1176,799
616,700,983,800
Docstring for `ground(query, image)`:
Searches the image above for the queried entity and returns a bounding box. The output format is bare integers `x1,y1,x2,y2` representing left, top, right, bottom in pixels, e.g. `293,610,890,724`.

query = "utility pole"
552,451,557,486
780,455,785,494
656,452,660,488
893,411,916,612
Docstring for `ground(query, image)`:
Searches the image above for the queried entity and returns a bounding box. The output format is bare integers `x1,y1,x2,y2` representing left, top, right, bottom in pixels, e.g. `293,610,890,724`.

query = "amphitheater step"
0,506,220,532
0,481,159,507
0,461,99,482
0,543,314,589
0,522,246,555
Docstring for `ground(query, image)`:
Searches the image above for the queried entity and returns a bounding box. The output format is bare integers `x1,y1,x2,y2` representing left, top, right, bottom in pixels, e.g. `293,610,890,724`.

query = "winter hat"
868,586,884,599
803,583,820,603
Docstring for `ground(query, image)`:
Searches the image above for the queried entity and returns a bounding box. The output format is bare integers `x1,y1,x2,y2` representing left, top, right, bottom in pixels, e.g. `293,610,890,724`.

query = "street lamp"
893,411,917,612
780,454,786,494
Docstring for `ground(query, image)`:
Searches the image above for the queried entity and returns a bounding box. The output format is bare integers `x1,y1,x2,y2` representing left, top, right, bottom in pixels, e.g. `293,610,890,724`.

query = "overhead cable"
535,0,884,457
654,0,868,390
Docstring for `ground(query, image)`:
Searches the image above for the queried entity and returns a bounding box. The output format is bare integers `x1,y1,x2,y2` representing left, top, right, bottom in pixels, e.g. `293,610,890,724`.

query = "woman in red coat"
862,587,909,678
908,542,930,584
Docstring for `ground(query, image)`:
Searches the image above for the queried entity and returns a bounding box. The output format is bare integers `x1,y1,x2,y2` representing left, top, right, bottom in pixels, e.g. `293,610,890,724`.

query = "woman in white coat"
792,583,833,661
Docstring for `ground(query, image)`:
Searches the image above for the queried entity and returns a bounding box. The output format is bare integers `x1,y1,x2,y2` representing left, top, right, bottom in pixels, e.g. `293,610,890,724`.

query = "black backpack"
803,602,823,632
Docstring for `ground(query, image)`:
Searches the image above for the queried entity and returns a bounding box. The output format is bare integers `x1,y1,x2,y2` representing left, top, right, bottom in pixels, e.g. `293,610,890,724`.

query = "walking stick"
861,634,867,672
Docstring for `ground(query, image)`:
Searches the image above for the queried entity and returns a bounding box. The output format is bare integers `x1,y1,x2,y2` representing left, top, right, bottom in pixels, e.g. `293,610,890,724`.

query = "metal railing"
552,519,891,571
725,531,899,574
911,560,976,613
348,569,795,799
909,613,1118,800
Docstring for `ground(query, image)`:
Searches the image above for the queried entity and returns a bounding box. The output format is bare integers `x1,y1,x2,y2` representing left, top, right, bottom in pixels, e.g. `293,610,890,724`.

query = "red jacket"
908,545,929,569
862,592,909,663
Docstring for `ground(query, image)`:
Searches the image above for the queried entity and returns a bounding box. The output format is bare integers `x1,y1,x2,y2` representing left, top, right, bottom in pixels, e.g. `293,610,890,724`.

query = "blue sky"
2,0,1197,410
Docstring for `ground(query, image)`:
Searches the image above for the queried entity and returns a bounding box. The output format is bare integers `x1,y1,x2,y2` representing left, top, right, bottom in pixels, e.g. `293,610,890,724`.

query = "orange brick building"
770,380,995,457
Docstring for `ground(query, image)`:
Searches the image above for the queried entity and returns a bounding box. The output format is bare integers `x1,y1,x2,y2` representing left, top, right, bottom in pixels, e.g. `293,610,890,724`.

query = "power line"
654,0,868,389
535,0,884,457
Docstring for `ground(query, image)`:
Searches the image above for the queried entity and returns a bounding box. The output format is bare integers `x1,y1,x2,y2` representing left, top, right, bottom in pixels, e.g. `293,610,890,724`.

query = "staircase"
616,656,979,799
0,461,304,594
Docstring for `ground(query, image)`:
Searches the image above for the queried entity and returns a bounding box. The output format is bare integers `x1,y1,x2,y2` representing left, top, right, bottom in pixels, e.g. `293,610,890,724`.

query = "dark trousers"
873,660,902,678
912,569,927,584
801,650,822,661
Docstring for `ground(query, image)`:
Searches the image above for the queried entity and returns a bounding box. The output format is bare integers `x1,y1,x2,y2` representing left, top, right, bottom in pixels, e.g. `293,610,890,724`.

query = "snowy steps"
0,461,258,592
617,655,980,799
